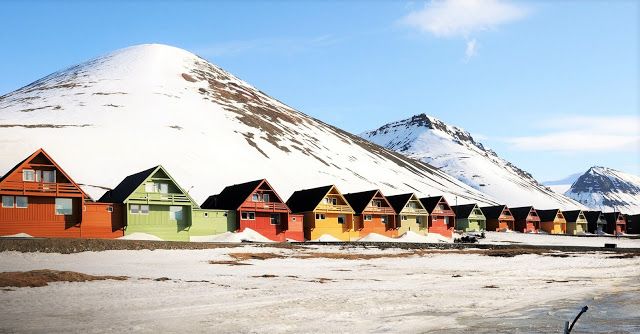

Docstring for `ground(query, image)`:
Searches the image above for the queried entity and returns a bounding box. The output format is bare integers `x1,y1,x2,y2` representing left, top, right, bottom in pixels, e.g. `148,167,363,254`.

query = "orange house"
344,190,397,239
0,149,123,238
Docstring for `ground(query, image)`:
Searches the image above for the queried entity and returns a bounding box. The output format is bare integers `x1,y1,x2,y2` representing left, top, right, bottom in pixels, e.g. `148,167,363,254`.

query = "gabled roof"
583,211,604,224
201,179,287,211
386,193,417,213
419,196,448,213
98,165,197,205
562,210,583,223
537,209,561,222
451,204,481,219
0,148,87,198
343,190,379,214
286,185,335,213
509,206,535,220
480,205,507,219
602,212,625,224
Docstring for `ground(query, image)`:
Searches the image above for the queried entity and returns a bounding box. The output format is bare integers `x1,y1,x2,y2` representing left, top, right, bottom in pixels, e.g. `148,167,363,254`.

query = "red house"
509,206,540,233
0,148,123,238
419,196,455,238
201,179,303,241
344,190,397,238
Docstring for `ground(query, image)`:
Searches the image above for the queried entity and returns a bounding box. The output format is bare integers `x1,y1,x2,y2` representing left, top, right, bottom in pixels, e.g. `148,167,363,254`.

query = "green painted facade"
455,206,486,232
122,166,233,241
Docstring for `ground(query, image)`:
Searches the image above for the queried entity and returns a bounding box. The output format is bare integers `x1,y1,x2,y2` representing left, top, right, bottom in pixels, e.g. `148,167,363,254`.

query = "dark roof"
562,210,583,223
451,204,478,218
201,179,263,210
583,211,603,224
536,209,560,222
98,166,157,203
386,193,414,213
343,190,379,214
602,212,624,224
509,206,534,220
419,196,445,213
480,205,506,219
286,185,334,213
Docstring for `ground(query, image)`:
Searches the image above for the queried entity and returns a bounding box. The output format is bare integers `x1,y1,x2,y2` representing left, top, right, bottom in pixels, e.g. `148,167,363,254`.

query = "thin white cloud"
505,115,640,152
400,0,530,37
464,38,477,61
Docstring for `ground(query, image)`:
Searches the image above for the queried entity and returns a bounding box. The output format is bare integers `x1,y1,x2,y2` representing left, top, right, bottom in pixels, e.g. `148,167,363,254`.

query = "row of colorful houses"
0,149,635,242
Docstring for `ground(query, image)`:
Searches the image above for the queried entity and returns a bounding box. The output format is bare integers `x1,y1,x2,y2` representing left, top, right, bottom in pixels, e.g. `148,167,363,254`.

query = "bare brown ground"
0,270,127,288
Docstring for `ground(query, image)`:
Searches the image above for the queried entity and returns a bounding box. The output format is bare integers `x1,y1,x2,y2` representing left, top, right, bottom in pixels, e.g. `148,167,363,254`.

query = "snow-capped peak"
361,114,583,210
565,166,640,213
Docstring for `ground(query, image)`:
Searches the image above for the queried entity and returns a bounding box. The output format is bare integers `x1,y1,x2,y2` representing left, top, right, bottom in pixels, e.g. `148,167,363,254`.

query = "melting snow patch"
118,233,163,241
194,228,273,243
357,233,395,242
0,233,33,238
312,234,342,242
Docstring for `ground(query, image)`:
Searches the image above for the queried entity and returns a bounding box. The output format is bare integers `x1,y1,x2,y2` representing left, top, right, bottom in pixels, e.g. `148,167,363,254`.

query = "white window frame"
2,196,15,208
22,169,36,182
252,193,260,201
55,198,73,216
145,183,155,193
337,215,346,224
292,217,296,221
402,215,407,221
270,214,280,225
315,213,326,220
140,205,149,215
107,206,113,213
15,196,28,209
42,170,55,183
242,212,256,220
130,204,140,214
263,193,270,203
169,206,184,221
372,200,381,207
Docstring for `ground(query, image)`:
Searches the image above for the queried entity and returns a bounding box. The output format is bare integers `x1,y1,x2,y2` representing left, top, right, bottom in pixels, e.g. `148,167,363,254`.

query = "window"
263,194,269,203
364,215,372,221
159,183,168,194
325,197,337,205
145,182,168,193
407,202,417,209
381,216,388,224
145,183,154,192
169,206,183,220
416,216,423,224
252,193,260,201
402,215,407,221
107,206,113,213
55,198,73,215
241,212,256,220
130,205,140,214
23,170,36,182
42,170,55,183
315,213,326,220
16,197,28,208
337,215,346,224
372,200,381,207
444,216,451,226
2,196,15,208
437,204,445,211
270,214,280,225
204,212,209,217
292,217,296,221
140,205,149,215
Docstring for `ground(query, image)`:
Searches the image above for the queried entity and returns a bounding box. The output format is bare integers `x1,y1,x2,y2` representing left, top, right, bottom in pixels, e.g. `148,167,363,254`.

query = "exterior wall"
396,214,428,236
358,214,396,238
515,218,539,233
81,202,124,239
455,217,486,232
486,218,514,231
190,209,234,238
125,204,191,241
566,219,588,235
428,215,454,238
284,214,304,241
540,220,565,234
306,212,356,241
238,211,288,241
0,196,81,238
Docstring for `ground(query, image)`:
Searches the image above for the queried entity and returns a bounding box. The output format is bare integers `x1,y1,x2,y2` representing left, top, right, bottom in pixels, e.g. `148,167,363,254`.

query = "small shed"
451,203,486,232
480,205,514,232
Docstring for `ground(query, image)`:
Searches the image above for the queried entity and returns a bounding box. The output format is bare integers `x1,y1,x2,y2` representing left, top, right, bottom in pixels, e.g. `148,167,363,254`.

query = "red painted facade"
81,203,125,239
514,208,540,233
0,149,124,239
425,197,455,238
234,180,303,242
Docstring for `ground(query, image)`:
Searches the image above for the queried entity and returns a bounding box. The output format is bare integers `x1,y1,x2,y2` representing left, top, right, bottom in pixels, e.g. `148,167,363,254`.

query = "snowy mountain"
0,44,496,206
361,114,583,209
564,167,640,214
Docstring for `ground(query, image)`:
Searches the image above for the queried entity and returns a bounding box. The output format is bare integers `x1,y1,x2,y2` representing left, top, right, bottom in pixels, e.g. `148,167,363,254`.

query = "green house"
386,193,429,236
99,166,233,241
451,203,486,232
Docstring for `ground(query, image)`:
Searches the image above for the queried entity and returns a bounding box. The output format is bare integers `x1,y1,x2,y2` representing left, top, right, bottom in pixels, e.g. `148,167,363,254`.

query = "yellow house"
386,193,429,236
286,185,356,241
537,209,567,234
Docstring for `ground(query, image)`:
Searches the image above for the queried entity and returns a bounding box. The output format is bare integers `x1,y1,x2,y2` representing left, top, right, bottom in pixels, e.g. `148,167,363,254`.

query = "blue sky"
1,0,638,181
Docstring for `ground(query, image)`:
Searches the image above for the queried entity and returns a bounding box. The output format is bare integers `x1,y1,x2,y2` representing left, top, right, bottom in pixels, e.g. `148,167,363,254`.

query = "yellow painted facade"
303,187,356,241
540,215,567,234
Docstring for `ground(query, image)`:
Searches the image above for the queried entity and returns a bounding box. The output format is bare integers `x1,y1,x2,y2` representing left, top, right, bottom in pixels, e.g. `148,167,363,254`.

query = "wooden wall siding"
514,213,540,233
125,204,191,241
238,211,289,241
358,215,397,238
81,203,124,239
566,216,588,236
305,212,357,241
396,215,428,236
284,214,304,241
486,218,514,231
189,209,235,239
428,215,453,238
0,197,82,238
455,218,486,232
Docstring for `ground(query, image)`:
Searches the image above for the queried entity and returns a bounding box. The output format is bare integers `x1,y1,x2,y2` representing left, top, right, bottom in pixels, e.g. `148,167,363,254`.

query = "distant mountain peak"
565,166,640,213
361,114,582,209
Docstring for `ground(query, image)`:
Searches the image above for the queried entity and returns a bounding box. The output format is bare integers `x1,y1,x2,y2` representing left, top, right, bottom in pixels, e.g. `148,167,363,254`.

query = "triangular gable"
387,193,427,214
256,179,289,208
206,179,290,212
314,185,355,214
451,204,480,218
0,148,87,198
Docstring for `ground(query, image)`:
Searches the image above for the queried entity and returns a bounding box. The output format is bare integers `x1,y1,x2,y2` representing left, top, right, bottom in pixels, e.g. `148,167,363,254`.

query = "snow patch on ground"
191,228,272,243
117,233,163,241
0,233,33,238
481,231,640,248
311,234,342,242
